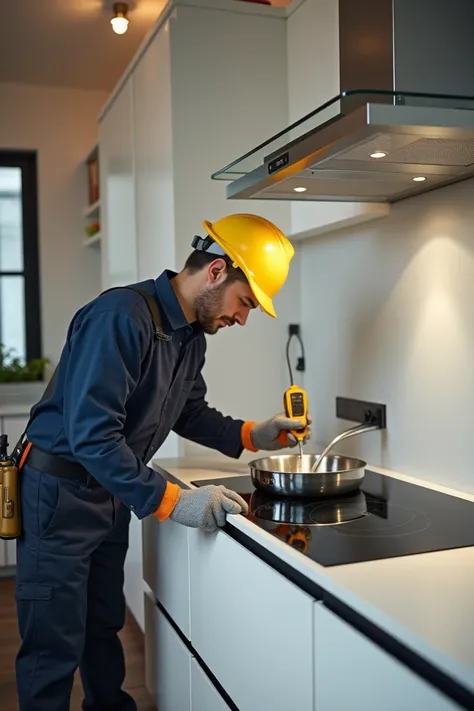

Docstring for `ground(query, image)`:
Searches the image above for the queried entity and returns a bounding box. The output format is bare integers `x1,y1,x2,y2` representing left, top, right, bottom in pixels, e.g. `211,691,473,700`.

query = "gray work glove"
250,412,313,451
170,485,248,532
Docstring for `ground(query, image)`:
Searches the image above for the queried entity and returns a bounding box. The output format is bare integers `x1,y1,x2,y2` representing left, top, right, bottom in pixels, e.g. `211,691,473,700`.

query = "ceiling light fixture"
412,176,427,182
294,186,307,192
370,151,387,159
111,2,129,34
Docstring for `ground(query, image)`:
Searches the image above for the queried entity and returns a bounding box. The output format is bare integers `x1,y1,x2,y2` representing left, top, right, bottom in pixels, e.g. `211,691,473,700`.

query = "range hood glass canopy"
212,90,474,203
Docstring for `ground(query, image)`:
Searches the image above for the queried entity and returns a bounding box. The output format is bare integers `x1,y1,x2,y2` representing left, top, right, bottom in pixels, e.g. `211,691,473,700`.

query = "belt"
25,445,102,489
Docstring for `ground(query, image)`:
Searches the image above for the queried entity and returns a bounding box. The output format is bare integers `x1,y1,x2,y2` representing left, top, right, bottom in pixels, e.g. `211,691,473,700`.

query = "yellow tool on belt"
283,384,308,458
0,435,21,540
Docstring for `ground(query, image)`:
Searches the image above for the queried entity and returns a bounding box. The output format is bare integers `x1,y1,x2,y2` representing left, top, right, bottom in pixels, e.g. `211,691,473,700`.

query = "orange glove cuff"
241,421,258,452
277,430,289,447
153,482,181,522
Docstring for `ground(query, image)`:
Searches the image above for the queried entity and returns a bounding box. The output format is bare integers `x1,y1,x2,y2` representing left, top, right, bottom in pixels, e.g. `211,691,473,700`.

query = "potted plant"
0,344,50,406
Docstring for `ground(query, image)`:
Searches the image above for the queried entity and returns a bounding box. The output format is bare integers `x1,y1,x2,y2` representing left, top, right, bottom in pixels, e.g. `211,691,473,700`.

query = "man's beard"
195,283,235,335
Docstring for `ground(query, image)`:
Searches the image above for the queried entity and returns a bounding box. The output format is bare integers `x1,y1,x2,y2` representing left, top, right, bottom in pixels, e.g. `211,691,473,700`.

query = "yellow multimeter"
283,384,309,445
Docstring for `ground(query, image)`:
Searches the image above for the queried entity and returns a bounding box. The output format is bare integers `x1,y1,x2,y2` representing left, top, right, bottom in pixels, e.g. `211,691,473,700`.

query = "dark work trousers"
15,462,136,711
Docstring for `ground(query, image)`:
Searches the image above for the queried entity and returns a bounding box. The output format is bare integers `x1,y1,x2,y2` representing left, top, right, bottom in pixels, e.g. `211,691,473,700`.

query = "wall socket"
336,397,387,428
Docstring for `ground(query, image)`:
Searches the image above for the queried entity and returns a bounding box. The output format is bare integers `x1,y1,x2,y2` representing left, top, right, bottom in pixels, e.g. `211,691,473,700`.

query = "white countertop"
0,403,33,416
152,451,474,696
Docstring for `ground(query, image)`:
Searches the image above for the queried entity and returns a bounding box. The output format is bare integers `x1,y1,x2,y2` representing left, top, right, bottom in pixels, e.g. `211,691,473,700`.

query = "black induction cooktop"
191,471,474,567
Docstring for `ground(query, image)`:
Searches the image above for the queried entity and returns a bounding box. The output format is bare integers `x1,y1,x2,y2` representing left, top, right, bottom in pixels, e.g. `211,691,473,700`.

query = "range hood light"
413,176,427,182
294,186,307,193
370,151,387,158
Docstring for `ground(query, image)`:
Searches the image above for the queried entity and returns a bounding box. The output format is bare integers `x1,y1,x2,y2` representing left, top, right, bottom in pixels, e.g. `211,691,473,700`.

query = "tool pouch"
0,441,22,540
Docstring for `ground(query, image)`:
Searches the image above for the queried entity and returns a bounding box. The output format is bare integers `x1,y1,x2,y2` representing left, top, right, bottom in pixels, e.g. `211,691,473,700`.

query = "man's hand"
250,412,313,451
170,485,248,532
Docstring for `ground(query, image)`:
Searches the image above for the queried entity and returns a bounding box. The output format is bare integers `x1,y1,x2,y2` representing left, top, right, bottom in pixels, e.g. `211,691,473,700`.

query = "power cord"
285,331,305,386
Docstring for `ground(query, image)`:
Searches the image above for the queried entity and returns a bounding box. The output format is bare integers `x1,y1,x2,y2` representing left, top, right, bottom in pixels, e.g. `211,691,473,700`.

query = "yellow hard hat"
201,213,294,318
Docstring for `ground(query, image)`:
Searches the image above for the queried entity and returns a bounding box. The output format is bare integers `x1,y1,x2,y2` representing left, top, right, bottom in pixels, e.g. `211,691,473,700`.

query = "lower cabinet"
144,591,192,711
189,528,314,711
144,591,232,711
191,659,231,711
142,514,190,637
313,603,463,711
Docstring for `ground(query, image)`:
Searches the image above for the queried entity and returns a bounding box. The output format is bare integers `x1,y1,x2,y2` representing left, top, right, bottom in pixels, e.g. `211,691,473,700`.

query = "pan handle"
310,423,379,473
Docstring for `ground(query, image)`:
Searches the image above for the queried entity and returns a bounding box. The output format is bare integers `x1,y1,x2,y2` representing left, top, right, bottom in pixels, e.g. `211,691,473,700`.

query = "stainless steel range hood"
212,0,474,203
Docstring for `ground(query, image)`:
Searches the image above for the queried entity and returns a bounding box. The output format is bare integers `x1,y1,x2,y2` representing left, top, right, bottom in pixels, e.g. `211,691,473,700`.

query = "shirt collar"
154,270,200,338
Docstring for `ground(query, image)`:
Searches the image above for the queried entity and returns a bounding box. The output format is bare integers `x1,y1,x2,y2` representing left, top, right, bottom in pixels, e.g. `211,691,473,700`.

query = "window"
0,151,41,362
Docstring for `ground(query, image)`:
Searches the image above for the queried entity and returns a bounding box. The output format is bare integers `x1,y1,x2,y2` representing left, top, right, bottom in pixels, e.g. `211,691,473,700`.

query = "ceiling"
0,0,167,92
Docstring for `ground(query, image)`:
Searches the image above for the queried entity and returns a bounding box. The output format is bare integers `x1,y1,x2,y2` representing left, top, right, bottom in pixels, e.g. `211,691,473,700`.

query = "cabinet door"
189,529,314,711
124,515,144,631
144,592,191,711
99,77,137,289
133,25,175,279
191,658,231,711
5,539,16,566
314,603,462,711
142,515,190,638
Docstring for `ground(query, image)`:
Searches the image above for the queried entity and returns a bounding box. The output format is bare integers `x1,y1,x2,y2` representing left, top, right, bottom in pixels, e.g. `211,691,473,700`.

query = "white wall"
0,82,108,364
301,177,474,494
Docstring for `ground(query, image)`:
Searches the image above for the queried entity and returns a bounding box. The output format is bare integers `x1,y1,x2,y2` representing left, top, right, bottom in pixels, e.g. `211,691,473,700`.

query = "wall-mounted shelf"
83,200,101,219
83,143,101,246
83,232,101,248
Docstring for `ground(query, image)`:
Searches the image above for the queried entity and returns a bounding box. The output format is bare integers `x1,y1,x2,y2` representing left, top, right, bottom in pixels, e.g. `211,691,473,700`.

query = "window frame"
0,150,42,362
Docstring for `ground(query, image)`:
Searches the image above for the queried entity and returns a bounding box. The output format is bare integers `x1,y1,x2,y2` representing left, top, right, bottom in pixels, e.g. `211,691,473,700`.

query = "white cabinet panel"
144,591,191,711
144,591,158,702
142,514,190,638
191,658,231,711
6,539,16,566
0,541,5,568
124,515,144,631
133,25,176,278
189,529,314,711
99,77,137,289
314,603,462,711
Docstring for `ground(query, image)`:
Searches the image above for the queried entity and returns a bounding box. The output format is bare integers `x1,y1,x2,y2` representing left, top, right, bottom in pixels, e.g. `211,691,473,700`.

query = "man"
15,213,312,711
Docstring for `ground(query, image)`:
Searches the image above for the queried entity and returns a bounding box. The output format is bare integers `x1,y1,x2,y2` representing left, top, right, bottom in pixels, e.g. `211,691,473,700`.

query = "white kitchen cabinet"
189,529,314,711
313,602,462,711
98,76,137,290
191,658,231,711
133,25,176,279
144,590,192,711
142,514,190,638
144,591,158,703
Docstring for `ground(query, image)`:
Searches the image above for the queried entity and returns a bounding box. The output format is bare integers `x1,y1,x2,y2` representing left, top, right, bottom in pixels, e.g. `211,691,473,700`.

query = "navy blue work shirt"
27,271,245,519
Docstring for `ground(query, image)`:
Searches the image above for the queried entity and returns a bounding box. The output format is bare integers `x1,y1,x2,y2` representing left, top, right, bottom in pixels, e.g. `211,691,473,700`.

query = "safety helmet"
192,213,294,318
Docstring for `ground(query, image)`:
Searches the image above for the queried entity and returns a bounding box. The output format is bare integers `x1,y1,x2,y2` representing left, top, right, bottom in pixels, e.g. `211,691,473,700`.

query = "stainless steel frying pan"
249,453,366,498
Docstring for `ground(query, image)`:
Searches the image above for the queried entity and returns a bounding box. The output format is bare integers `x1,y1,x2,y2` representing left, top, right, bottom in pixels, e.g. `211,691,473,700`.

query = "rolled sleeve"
172,373,245,459
62,309,167,519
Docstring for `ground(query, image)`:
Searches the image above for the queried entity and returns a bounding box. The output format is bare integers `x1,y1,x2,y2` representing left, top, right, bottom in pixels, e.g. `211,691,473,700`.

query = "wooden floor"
0,576,155,711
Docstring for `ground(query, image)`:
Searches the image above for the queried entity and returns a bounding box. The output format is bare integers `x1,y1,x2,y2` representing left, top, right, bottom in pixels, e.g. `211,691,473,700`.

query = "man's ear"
207,258,227,285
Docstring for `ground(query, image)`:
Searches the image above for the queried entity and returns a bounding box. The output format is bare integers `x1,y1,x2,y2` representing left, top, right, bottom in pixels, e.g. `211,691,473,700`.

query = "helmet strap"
191,235,226,256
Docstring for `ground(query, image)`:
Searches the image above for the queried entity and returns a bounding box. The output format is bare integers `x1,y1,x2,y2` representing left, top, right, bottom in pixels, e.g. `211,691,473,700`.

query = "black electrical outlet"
288,324,300,336
336,397,387,429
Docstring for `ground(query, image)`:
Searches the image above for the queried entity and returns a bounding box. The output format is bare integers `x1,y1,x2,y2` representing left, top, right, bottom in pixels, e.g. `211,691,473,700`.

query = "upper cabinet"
99,77,137,290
